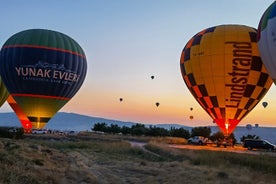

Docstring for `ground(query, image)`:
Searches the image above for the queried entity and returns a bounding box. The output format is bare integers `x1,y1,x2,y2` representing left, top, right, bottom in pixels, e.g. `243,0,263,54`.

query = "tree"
170,127,190,139
240,134,260,143
107,124,121,134
131,123,147,136
191,126,211,138
92,122,107,132
121,126,131,135
146,126,169,137
210,131,224,142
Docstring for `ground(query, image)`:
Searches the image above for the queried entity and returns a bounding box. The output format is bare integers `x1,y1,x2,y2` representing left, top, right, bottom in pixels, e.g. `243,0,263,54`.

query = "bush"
0,127,24,139
240,134,260,143
191,127,211,138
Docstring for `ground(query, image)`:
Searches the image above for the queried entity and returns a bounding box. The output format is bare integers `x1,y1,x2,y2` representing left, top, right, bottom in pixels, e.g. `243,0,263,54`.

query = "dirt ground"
1,134,275,184
168,144,276,156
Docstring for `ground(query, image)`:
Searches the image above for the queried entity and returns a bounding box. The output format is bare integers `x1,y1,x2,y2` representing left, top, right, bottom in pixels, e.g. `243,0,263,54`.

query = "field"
0,133,275,184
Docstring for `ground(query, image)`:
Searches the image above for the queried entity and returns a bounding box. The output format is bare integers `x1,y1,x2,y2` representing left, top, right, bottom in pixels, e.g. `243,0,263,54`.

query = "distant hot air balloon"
262,101,268,108
189,115,193,120
7,95,32,132
190,107,193,111
258,1,276,85
180,25,272,136
0,29,87,129
155,102,160,107
119,98,123,102
246,124,252,131
151,76,154,79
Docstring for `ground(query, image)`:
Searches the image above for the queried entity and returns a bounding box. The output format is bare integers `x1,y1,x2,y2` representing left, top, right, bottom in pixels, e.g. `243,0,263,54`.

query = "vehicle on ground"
32,129,48,134
243,139,276,151
188,136,208,145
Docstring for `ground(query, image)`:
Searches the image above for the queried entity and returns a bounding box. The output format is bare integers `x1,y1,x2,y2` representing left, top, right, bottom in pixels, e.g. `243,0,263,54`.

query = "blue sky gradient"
1,0,276,127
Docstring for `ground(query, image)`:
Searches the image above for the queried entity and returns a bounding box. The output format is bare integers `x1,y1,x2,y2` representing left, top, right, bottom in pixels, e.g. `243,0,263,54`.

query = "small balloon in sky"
246,124,252,131
262,101,268,108
119,98,123,102
151,75,155,79
155,102,160,107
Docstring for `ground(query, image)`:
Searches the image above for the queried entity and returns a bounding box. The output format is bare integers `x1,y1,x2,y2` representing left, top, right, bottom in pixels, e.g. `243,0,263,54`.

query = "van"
243,139,276,151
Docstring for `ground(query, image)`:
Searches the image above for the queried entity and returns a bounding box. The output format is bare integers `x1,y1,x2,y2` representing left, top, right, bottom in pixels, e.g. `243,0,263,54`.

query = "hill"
0,112,275,144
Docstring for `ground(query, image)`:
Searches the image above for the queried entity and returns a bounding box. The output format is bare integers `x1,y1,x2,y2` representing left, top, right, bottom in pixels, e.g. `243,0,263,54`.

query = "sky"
1,0,276,127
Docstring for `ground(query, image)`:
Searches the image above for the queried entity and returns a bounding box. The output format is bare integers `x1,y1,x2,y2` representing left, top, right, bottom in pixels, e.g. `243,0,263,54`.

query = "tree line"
91,122,251,143
92,122,220,139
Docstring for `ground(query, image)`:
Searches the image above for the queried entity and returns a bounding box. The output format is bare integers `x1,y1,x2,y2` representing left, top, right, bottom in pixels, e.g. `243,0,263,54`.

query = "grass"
0,133,275,184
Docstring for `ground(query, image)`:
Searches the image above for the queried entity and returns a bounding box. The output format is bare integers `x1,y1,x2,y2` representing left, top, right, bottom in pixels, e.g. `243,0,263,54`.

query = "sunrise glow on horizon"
1,0,276,128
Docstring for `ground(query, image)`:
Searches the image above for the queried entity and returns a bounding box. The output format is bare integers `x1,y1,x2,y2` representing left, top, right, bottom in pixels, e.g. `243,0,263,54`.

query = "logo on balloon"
225,41,252,108
14,61,80,84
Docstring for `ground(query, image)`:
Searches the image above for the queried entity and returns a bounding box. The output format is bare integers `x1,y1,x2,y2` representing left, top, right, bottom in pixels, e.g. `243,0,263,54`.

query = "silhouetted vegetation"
170,127,190,139
240,134,260,142
92,123,190,138
92,123,241,146
191,126,211,138
209,131,224,142
0,127,24,139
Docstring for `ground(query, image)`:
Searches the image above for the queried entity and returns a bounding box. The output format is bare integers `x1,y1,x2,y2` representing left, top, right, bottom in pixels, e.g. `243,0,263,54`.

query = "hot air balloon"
258,1,276,85
119,98,123,102
190,107,193,111
155,102,160,107
246,124,252,131
262,101,268,108
0,29,87,129
180,25,272,136
189,115,193,120
7,95,32,133
151,76,155,80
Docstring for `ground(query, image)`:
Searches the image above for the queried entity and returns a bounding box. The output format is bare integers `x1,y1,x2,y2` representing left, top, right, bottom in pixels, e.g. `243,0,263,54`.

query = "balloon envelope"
258,1,276,85
0,77,9,123
7,95,32,132
180,25,272,135
0,29,87,129
0,77,9,109
262,101,268,108
246,124,252,131
155,102,159,107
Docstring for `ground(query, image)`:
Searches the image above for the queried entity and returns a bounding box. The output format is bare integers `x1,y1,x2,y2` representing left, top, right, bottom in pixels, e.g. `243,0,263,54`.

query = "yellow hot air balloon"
180,25,272,135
